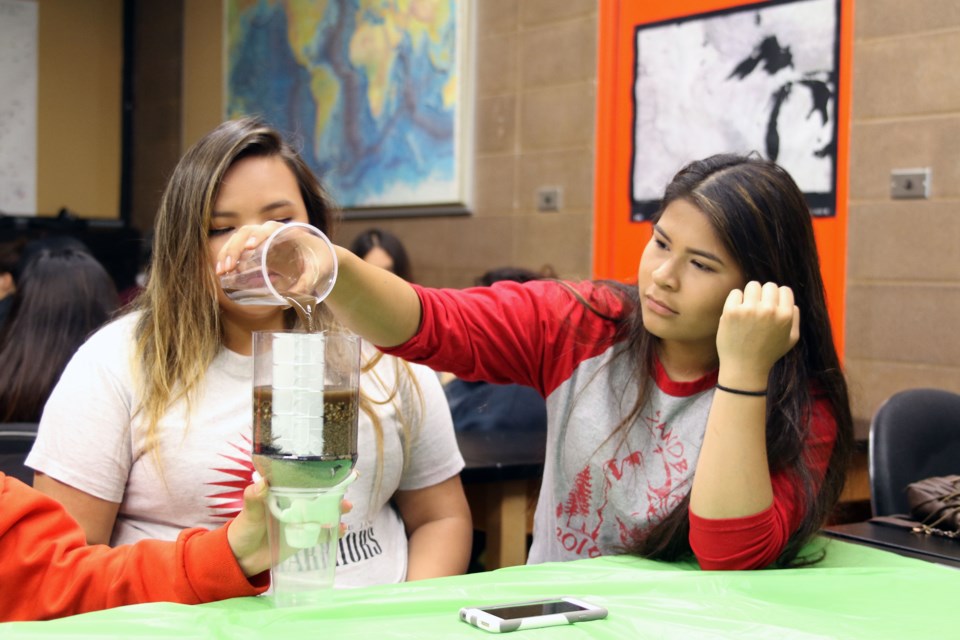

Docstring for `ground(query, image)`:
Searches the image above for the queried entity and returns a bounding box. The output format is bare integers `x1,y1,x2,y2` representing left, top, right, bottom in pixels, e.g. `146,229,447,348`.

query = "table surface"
456,429,546,483
5,538,959,638
823,519,960,567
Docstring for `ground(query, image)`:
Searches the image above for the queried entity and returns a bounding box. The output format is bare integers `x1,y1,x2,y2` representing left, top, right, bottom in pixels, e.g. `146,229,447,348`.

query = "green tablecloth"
4,538,957,638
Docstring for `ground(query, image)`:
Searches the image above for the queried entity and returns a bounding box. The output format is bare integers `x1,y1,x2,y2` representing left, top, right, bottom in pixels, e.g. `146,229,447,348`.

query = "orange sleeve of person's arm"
0,474,268,622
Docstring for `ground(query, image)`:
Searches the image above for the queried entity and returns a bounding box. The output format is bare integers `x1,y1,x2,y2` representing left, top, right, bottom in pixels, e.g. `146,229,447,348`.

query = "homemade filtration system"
252,330,360,606
221,222,358,605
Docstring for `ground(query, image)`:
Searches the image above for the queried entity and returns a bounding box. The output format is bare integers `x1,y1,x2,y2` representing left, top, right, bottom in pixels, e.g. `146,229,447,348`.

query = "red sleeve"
688,394,837,570
381,280,627,396
0,474,268,622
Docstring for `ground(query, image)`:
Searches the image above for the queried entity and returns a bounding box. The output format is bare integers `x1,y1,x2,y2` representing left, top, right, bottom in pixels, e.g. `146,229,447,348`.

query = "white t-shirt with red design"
27,312,463,587
383,280,837,569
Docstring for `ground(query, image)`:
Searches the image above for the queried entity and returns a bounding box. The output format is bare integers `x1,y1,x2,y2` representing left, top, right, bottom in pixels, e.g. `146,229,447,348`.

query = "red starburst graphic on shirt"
206,435,255,520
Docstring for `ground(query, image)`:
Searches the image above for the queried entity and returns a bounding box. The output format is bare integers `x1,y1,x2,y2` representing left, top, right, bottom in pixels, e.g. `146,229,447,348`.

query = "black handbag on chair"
871,475,960,540
906,475,960,538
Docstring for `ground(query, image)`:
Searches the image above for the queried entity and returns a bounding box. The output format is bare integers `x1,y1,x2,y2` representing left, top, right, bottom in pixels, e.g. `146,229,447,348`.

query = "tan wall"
36,0,122,218
182,0,223,150
844,0,960,431
178,0,960,428
181,0,597,288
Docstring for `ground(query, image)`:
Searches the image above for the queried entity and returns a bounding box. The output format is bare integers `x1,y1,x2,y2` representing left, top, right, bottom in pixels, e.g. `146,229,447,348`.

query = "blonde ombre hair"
132,117,421,485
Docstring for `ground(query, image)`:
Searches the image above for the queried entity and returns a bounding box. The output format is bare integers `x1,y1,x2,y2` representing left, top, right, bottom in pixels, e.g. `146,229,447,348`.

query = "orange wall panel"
593,0,851,356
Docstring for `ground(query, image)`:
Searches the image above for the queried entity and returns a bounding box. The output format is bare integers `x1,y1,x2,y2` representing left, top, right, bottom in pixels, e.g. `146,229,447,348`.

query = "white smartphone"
459,596,607,633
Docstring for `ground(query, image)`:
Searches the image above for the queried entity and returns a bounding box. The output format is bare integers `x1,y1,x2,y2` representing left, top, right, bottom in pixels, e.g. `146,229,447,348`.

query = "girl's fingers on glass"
222,222,286,270
217,228,257,273
338,499,352,538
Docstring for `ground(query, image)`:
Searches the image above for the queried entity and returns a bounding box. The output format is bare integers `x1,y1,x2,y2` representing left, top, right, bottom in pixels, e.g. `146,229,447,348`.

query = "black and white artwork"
631,0,839,220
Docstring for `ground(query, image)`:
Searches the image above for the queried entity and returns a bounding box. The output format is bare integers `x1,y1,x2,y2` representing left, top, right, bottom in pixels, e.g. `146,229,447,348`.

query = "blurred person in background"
350,228,413,282
0,239,25,331
0,237,119,422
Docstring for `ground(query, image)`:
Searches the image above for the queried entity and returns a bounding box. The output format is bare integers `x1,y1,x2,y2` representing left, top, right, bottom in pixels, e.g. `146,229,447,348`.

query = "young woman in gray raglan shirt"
218,154,854,571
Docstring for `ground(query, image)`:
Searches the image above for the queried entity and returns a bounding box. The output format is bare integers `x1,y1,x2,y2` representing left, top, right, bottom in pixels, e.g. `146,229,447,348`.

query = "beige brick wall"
336,0,598,288
179,1,597,288
845,0,960,432
35,0,122,219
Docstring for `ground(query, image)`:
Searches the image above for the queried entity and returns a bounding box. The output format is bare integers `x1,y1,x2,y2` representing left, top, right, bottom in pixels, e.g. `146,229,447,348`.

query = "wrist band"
715,384,767,397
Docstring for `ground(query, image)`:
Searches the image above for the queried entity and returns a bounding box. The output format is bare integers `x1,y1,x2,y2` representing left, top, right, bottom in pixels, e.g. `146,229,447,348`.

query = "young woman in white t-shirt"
28,117,471,586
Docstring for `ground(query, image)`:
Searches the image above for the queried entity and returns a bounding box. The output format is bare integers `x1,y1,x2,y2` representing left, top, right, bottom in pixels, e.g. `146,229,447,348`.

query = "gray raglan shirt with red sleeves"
382,279,837,570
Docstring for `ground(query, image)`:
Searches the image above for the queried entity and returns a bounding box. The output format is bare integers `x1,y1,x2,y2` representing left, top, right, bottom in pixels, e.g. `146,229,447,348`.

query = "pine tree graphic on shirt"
560,466,593,532
555,409,690,555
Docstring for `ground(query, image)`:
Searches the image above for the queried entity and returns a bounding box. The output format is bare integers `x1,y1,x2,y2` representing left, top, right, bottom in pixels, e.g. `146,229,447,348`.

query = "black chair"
869,389,960,517
0,422,39,486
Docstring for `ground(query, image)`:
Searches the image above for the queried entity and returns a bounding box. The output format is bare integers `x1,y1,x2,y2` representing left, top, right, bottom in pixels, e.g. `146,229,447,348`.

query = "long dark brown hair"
599,154,853,566
0,240,119,421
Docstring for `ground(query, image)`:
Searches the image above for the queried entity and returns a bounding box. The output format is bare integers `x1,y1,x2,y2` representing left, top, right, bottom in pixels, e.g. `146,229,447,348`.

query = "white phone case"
459,597,607,633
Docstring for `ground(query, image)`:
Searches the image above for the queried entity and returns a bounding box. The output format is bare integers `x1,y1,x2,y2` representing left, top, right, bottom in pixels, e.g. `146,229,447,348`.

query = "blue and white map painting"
226,0,470,212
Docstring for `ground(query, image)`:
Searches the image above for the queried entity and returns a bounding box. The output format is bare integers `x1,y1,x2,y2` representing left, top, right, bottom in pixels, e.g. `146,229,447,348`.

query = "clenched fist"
716,281,799,387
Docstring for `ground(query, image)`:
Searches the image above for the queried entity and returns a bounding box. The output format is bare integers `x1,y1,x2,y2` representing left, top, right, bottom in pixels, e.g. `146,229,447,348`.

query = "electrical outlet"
536,187,562,212
890,168,931,199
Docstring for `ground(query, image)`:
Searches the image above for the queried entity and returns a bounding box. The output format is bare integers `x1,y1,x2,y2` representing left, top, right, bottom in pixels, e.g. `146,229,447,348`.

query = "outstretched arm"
326,247,422,347
214,222,421,347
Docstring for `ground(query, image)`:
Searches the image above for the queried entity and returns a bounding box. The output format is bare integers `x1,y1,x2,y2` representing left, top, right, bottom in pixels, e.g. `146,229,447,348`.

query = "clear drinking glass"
219,222,338,306
251,330,361,605
266,477,356,606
